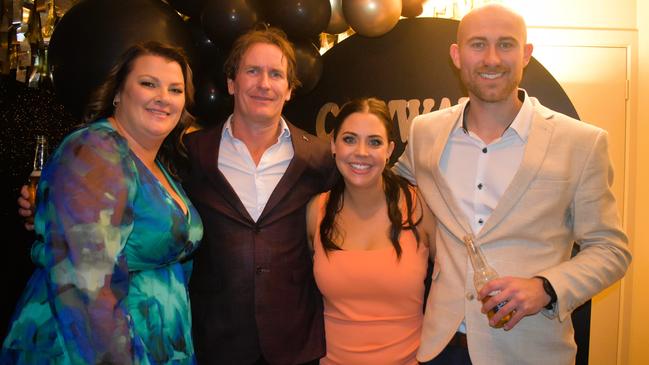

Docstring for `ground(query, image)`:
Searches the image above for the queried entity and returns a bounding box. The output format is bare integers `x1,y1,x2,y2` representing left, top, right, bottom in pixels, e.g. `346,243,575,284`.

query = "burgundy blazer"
183,119,337,365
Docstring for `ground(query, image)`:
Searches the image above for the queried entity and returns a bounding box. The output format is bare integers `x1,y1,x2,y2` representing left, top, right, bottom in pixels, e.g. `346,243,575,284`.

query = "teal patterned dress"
1,119,203,364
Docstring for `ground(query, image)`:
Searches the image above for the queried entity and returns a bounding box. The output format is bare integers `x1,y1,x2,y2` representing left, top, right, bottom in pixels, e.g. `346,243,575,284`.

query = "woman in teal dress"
1,42,202,364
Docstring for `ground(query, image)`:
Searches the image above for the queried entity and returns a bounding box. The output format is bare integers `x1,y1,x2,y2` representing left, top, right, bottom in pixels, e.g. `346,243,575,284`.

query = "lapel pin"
302,135,309,142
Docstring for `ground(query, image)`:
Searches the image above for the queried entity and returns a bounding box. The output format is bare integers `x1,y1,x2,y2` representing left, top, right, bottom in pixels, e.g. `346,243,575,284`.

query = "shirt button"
477,183,483,190
482,147,488,153
478,218,484,224
256,266,263,274
466,292,475,301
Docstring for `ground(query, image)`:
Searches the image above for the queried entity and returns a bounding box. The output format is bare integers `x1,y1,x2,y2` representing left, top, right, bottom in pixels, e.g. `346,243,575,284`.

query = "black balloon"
49,0,196,118
167,0,206,18
259,0,331,40
186,17,221,70
201,0,259,48
293,41,323,95
191,45,230,123
193,71,231,124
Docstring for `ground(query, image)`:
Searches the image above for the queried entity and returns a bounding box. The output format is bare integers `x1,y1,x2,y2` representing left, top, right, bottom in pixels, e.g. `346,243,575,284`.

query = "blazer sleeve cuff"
540,302,559,320
535,270,572,321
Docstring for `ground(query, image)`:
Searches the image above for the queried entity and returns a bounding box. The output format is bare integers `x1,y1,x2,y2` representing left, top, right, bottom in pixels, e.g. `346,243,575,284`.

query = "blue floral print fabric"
1,119,202,364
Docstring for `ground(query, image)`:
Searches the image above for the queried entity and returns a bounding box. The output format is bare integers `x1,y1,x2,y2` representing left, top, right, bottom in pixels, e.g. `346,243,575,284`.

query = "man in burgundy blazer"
183,28,337,365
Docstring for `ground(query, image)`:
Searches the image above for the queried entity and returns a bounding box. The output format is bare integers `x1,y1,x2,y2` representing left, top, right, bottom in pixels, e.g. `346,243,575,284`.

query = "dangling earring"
113,99,119,107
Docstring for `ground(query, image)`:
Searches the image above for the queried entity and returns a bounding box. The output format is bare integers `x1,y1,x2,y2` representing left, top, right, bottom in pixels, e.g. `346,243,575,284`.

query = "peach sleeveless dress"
313,192,429,365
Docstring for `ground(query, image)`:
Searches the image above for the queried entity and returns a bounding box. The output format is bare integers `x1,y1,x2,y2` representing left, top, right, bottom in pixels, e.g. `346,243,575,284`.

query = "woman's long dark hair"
320,98,421,259
83,41,195,179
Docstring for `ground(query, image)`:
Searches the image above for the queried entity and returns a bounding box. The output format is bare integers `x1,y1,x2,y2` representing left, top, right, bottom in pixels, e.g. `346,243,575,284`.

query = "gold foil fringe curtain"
0,0,77,87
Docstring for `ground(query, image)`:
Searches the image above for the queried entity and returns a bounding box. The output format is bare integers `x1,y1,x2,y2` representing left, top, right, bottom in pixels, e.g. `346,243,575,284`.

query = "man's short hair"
224,26,301,91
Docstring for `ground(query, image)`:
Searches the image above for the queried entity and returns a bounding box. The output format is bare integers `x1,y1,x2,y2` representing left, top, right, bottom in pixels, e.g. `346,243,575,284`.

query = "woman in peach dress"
307,98,436,365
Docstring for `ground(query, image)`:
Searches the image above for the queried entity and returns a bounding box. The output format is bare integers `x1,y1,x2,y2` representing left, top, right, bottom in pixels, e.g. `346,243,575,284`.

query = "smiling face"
450,4,533,105
113,54,185,146
332,111,395,190
227,42,292,127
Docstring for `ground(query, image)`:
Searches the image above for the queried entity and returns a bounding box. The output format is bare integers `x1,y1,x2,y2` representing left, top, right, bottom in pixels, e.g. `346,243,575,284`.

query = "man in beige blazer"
395,4,631,365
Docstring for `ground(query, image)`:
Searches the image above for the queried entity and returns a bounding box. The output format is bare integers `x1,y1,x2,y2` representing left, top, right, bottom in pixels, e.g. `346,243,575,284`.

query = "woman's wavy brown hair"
320,97,421,259
83,41,195,179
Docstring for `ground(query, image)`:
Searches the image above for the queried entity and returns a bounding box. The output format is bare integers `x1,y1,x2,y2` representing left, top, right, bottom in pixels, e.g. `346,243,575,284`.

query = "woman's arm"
41,127,137,364
305,193,323,254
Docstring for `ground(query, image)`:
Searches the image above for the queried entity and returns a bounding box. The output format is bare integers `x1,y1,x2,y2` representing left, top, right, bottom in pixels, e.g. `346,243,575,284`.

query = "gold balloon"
327,0,349,34
342,0,402,37
402,0,424,18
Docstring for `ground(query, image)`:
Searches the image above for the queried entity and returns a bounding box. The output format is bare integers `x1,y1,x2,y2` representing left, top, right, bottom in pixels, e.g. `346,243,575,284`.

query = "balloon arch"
42,0,425,121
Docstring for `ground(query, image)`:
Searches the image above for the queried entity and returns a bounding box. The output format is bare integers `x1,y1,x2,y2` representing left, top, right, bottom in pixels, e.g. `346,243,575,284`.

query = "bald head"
449,3,533,105
457,4,528,45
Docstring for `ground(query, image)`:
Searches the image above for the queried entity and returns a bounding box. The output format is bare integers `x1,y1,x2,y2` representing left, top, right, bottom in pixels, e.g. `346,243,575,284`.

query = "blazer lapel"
478,109,555,238
197,124,255,224
257,121,311,222
428,104,475,241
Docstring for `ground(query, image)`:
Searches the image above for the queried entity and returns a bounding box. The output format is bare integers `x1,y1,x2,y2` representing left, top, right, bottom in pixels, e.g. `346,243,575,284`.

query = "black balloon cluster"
47,0,425,124
48,0,197,119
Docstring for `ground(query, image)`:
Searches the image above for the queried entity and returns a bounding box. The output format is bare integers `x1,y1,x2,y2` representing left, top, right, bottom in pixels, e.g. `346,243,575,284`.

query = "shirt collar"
508,89,533,141
454,89,534,141
223,115,292,141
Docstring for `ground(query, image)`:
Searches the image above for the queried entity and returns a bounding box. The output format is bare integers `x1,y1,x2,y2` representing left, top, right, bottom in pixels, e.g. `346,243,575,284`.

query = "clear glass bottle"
27,135,48,224
463,234,512,328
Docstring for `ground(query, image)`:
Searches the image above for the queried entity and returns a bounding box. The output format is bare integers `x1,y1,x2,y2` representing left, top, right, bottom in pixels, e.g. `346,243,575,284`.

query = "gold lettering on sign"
315,97,460,142
315,102,340,139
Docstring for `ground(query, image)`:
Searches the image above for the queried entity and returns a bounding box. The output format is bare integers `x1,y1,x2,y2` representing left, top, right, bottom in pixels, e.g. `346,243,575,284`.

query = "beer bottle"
27,135,47,224
463,234,512,328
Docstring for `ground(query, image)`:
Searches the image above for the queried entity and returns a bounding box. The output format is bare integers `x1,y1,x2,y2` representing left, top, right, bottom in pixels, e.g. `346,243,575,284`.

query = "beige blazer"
395,97,631,365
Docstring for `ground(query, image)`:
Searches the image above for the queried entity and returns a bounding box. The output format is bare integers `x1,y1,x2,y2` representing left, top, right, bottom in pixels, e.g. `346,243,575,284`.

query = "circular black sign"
285,17,578,159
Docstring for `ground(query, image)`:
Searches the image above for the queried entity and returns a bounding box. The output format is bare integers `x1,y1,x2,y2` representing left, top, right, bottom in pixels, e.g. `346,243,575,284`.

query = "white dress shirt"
440,89,534,333
218,116,294,222
440,89,534,235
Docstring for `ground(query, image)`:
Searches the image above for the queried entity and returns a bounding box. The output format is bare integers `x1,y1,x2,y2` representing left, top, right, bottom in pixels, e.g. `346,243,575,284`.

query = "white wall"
502,0,636,29
498,0,644,363
627,0,649,364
